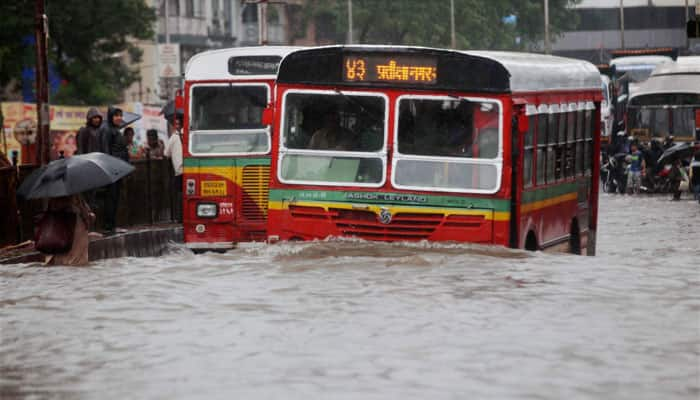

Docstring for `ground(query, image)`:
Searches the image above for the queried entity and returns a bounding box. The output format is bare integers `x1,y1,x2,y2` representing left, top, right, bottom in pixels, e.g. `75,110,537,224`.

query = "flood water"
1,194,699,399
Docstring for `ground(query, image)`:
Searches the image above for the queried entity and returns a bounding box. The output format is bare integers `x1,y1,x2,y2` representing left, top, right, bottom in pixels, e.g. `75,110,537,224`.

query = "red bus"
181,46,302,252
266,46,602,254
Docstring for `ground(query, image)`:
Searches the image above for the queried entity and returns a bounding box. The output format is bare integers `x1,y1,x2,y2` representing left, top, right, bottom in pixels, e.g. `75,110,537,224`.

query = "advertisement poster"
1,102,168,164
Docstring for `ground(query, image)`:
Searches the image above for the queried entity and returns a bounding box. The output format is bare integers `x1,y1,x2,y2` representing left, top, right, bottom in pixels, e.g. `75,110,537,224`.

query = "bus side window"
536,113,547,185
523,115,535,188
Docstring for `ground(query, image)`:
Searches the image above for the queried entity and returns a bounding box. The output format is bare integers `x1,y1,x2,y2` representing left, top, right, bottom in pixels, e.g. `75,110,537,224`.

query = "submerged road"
1,194,698,399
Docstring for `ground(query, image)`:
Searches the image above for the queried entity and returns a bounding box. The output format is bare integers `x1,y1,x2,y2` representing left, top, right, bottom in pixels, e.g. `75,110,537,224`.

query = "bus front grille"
241,166,270,221
330,209,443,241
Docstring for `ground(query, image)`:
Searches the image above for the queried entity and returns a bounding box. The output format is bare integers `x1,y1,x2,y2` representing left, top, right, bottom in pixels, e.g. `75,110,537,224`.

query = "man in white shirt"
164,117,183,222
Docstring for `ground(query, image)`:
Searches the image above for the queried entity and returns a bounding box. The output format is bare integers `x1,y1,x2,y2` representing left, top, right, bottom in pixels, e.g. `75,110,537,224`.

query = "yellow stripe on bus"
520,192,578,214
268,200,510,221
183,166,241,181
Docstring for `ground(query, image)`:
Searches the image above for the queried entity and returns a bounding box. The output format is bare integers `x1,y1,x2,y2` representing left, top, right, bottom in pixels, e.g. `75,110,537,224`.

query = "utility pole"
686,0,690,50
164,0,170,43
35,0,50,165
544,0,551,54
620,0,625,49
258,0,268,45
347,0,353,44
450,0,456,49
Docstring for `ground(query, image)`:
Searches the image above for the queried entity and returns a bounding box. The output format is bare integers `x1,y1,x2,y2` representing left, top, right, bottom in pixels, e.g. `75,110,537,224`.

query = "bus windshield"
393,96,502,193
189,85,269,155
279,90,387,185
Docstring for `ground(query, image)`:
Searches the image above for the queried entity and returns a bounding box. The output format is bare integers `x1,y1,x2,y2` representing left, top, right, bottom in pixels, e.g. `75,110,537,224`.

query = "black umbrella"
657,142,693,165
119,110,142,128
17,152,135,199
159,100,184,120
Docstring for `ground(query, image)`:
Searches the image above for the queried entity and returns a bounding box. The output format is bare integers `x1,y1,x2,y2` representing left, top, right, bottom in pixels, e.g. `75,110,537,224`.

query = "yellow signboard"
201,180,227,197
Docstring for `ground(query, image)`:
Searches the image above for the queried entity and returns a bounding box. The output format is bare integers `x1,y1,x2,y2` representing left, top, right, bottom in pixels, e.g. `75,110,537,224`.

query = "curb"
1,226,183,265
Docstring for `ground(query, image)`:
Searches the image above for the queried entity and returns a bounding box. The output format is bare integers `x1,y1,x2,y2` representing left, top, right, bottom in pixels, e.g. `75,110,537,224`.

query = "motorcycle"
601,153,628,194
640,164,673,193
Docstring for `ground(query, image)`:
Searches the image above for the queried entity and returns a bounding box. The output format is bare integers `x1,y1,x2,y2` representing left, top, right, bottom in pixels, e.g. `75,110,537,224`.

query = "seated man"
308,109,355,151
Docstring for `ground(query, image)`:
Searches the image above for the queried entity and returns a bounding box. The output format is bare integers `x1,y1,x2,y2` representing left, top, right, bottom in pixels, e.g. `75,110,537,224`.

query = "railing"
0,158,179,248
0,167,19,247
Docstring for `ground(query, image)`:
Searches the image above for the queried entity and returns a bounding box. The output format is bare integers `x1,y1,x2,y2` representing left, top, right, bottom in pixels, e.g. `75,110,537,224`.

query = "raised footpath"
0,225,183,265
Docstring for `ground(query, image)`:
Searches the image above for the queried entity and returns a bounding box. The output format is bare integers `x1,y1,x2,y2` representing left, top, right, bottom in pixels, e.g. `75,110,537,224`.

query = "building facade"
124,0,304,104
553,0,698,63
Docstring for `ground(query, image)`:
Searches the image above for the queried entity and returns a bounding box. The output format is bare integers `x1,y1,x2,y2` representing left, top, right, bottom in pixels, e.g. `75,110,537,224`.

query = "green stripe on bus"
183,157,270,167
522,182,578,204
269,189,510,211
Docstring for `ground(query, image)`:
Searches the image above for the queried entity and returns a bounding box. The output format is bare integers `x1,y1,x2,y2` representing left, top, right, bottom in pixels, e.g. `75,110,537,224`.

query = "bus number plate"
201,181,227,197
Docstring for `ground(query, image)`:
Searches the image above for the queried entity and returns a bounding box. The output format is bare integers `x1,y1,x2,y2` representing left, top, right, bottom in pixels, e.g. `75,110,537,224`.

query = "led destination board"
229,56,281,75
343,55,437,84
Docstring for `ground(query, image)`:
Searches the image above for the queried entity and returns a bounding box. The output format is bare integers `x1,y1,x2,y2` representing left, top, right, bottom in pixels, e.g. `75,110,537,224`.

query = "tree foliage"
298,0,579,50
0,0,155,105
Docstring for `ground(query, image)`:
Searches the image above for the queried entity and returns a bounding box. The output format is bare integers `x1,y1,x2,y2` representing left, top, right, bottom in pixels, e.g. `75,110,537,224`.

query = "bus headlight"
196,203,218,218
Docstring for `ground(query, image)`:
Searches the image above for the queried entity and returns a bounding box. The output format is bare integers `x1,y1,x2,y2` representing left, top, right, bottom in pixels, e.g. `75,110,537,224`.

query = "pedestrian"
36,195,94,266
663,135,675,150
76,107,103,209
164,116,183,222
145,129,165,159
690,153,700,204
123,127,143,159
626,143,645,194
77,107,103,154
668,159,685,201
99,107,128,233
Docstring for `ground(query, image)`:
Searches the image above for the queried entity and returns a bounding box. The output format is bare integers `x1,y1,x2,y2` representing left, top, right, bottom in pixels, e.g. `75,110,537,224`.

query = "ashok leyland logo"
378,207,392,224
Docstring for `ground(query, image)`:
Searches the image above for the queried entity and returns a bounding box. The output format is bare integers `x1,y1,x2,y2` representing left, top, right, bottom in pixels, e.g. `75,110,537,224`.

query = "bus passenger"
308,108,355,151
446,107,474,156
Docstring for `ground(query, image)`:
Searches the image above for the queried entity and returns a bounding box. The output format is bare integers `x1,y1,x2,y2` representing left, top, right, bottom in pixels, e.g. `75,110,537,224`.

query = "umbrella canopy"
658,142,693,165
17,152,135,199
119,110,142,128
159,100,184,120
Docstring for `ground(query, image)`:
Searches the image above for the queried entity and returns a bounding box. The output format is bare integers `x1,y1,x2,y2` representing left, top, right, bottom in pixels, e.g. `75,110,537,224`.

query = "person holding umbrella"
18,152,135,265
39,195,94,266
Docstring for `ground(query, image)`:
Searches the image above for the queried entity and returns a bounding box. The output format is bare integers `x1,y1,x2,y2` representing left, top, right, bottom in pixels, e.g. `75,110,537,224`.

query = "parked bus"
628,59,700,143
181,46,302,252
266,46,602,254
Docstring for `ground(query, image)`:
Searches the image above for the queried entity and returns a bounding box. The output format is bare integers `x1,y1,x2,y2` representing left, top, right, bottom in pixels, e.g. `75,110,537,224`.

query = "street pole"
450,0,456,48
620,0,625,49
164,0,170,43
544,0,550,54
35,0,50,165
686,0,690,51
257,0,268,45
347,0,353,44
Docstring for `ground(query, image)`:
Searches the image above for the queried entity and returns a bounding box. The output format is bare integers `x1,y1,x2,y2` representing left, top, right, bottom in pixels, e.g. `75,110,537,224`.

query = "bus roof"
276,45,601,93
185,46,305,81
651,58,700,77
466,50,601,92
631,60,700,101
